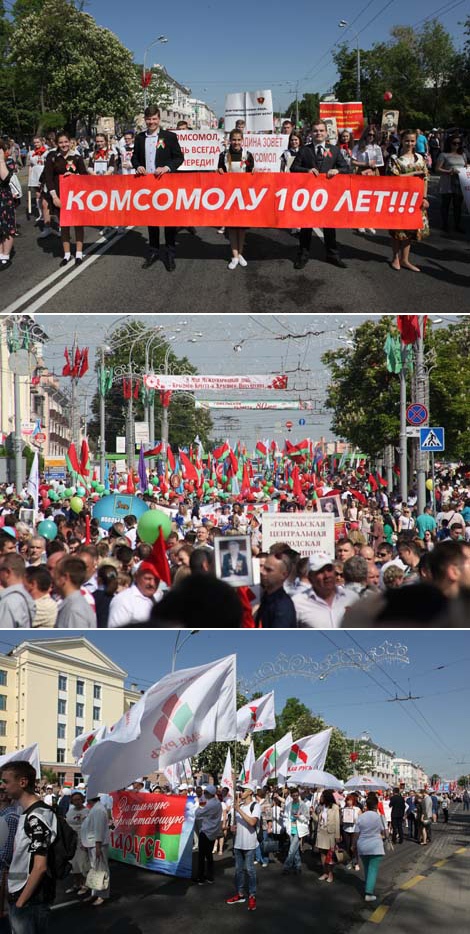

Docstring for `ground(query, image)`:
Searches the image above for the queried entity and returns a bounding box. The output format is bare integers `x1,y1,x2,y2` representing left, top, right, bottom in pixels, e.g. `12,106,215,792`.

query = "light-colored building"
188,98,217,129
363,740,395,784
392,757,429,789
154,65,192,127
0,637,140,786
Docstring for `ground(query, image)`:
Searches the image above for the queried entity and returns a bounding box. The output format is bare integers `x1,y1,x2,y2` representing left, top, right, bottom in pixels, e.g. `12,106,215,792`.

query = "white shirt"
234,801,261,850
81,802,110,847
108,583,158,628
293,586,349,628
145,132,159,173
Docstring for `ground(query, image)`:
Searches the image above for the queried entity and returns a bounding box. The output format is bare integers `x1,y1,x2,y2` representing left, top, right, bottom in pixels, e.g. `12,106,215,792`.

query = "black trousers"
299,227,339,258
197,831,214,881
391,816,404,842
440,193,463,229
148,226,176,252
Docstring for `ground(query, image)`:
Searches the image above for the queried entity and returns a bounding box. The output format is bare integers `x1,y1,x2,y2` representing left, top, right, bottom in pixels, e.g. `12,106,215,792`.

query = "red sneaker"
248,896,256,911
226,894,246,904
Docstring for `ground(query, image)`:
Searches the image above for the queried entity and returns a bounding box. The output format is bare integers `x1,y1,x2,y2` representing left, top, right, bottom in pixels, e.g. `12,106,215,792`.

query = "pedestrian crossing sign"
419,427,445,452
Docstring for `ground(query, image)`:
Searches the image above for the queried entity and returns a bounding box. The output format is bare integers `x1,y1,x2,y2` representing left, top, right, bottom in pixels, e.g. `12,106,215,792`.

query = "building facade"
0,638,140,786
188,98,217,128
392,757,429,789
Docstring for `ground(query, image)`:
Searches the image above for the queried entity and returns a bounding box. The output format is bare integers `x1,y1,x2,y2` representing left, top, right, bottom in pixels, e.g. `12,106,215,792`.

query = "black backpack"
27,802,78,879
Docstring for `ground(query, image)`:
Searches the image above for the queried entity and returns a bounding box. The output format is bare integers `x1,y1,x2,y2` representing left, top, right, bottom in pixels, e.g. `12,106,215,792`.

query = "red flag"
62,347,71,377
351,490,368,506
238,587,256,628
78,347,89,378
167,445,176,473
292,465,302,498
179,449,199,483
79,439,90,478
377,473,388,487
150,526,172,587
66,442,81,474
85,515,91,545
144,443,164,459
126,471,135,494
133,379,140,400
73,347,81,377
397,315,421,344
241,463,251,495
122,379,131,400
368,473,378,492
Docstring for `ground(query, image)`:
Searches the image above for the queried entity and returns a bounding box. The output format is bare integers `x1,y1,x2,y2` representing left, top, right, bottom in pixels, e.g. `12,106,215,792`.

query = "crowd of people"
0,757,466,931
0,459,469,628
0,115,468,272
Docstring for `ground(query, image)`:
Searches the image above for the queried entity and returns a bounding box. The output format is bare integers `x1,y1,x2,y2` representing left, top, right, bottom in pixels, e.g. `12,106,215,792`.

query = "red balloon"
383,91,393,101
41,497,51,508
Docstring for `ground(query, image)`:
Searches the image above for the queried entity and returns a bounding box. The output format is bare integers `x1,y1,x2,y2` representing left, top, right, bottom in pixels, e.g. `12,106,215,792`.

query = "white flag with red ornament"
72,725,107,761
251,731,293,785
221,748,234,795
0,743,41,778
163,759,192,789
239,741,255,784
82,655,237,797
236,691,276,740
285,728,332,781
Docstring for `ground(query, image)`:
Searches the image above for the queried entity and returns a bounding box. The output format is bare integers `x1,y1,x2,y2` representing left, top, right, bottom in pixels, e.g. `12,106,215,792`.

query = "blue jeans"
234,848,256,896
255,830,269,866
360,854,383,896
283,834,301,870
9,903,50,934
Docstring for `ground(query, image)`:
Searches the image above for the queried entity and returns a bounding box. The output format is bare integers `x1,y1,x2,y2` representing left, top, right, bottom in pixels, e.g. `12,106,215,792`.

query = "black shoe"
142,253,158,269
326,256,347,268
187,226,196,234
165,252,176,271
60,257,71,267
0,258,11,270
75,257,83,266
294,251,309,269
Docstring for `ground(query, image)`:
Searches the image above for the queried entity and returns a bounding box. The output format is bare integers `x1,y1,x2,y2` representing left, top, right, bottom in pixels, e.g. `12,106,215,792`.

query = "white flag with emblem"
251,731,293,785
72,726,107,761
82,655,237,797
285,728,332,781
221,748,234,795
236,691,276,740
239,741,255,784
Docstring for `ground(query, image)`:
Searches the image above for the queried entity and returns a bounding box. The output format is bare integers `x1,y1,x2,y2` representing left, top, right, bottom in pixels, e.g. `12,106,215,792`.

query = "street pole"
99,346,106,482
356,36,361,101
295,81,299,127
399,342,408,503
415,321,427,514
13,371,22,493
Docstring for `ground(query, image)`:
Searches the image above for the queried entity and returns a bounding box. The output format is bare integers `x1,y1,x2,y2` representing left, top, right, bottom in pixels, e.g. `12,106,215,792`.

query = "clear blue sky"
85,0,467,115
1,630,469,780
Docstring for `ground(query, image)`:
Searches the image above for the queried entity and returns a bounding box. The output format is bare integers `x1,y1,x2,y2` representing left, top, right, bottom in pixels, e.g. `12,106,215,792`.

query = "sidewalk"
353,807,470,933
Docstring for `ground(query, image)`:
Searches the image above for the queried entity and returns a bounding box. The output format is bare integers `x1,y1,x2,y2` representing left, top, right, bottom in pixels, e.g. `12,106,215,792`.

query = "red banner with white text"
60,173,424,229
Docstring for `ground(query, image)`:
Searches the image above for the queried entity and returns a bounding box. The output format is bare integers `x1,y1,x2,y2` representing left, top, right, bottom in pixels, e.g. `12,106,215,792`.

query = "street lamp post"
171,630,200,672
143,36,168,110
338,21,361,100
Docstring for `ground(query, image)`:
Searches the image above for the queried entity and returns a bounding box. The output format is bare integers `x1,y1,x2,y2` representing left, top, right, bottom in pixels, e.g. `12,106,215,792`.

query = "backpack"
28,802,78,879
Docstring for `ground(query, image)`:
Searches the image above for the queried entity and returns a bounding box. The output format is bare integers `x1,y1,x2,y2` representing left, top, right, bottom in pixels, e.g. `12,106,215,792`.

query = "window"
75,726,83,738
93,685,101,701
56,749,65,763
76,703,84,718
0,696,6,711
0,671,7,687
76,680,84,696
57,723,66,739
58,675,67,692
58,699,66,715
0,747,5,756
0,722,6,737
93,706,100,721
57,773,66,786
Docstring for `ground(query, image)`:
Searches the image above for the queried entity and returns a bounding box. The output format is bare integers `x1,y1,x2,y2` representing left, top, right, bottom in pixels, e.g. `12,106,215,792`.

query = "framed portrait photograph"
214,535,254,587
316,494,344,521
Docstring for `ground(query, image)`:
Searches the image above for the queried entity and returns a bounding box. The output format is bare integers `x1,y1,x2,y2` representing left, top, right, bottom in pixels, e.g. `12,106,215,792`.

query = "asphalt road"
48,806,469,934
2,177,468,315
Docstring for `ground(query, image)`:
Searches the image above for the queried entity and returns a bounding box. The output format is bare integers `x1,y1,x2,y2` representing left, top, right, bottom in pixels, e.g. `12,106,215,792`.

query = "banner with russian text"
175,131,289,172
225,90,274,131
319,101,364,139
144,374,289,392
109,790,197,878
60,173,424,230
262,512,335,558
195,400,314,410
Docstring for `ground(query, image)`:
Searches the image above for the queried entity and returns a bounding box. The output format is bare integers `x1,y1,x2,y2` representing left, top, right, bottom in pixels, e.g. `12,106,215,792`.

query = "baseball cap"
204,784,217,795
308,552,334,573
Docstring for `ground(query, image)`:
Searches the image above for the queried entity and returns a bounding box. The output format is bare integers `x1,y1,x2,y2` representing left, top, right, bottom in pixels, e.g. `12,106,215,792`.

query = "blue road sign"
419,427,445,452
299,418,306,426
407,403,428,425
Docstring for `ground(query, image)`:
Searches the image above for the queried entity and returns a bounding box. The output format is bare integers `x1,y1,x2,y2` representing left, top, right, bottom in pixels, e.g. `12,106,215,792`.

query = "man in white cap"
226,783,261,911
292,552,349,628
196,785,222,885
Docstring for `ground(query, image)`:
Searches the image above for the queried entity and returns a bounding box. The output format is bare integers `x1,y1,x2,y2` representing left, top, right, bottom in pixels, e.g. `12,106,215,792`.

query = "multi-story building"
188,98,217,129
153,65,192,127
0,637,141,786
392,757,429,789
363,740,395,784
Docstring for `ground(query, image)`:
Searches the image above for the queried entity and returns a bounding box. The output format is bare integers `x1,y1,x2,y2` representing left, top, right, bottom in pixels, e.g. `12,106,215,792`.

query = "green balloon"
101,489,110,496
91,480,98,489
70,496,83,514
64,488,74,497
151,478,159,486
76,486,86,496
96,483,105,493
48,490,58,501
137,509,172,543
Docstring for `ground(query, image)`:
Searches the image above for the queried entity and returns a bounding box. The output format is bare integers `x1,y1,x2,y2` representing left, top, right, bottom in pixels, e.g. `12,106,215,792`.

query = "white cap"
308,552,334,573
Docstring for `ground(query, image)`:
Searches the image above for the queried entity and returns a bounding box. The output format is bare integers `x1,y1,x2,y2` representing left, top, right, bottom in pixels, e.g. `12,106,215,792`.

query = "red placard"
60,173,424,230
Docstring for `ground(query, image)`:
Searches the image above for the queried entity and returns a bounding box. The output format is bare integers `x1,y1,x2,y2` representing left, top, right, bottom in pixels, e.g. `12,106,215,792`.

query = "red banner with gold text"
60,173,424,229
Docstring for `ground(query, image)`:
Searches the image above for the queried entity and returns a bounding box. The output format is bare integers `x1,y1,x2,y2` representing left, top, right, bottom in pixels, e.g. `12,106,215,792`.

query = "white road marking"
51,898,81,910
1,228,133,315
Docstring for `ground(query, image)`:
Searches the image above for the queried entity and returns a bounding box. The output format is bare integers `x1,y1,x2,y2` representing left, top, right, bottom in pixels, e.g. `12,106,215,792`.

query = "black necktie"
316,145,323,159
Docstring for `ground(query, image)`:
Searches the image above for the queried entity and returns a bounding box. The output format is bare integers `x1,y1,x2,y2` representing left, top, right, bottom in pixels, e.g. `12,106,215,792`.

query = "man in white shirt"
196,785,222,885
293,552,349,628
81,795,111,905
226,784,260,911
108,561,165,627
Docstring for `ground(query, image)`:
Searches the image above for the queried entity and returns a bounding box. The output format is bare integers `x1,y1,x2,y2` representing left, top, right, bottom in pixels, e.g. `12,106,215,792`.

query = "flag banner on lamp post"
109,790,197,878
236,691,276,740
82,655,237,797
60,173,424,230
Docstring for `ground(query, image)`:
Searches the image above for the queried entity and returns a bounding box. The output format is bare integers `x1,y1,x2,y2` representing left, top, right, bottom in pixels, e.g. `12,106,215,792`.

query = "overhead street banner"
144,374,289,391
60,173,424,230
195,400,315,410
109,790,197,878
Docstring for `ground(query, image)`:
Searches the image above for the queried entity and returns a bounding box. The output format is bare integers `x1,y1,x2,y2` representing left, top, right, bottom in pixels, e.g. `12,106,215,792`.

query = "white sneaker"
365,895,377,902
238,255,247,267
357,228,366,234
228,257,239,269
367,228,376,235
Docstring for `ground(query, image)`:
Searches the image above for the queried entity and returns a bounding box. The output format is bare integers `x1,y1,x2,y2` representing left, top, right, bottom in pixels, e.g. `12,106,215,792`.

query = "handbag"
334,846,346,863
86,861,109,891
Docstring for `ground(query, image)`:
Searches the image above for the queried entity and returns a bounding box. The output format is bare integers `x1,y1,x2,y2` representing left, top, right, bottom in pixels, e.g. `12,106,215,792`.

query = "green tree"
457,774,470,787
284,93,320,127
430,772,440,785
87,323,213,453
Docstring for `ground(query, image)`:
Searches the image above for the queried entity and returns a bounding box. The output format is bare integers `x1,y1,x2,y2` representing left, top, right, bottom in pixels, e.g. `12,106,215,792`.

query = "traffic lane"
50,834,429,934
20,223,469,315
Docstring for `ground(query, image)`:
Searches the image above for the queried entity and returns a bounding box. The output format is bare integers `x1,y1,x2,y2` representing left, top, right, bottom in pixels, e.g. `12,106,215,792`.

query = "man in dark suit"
291,120,350,269
221,542,249,578
132,104,184,270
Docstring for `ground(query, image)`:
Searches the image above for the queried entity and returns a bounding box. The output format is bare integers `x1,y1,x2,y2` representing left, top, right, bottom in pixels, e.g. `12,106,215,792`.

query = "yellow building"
0,637,141,785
